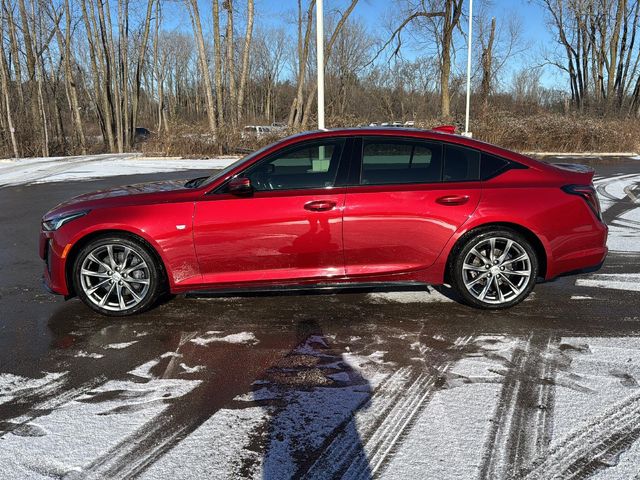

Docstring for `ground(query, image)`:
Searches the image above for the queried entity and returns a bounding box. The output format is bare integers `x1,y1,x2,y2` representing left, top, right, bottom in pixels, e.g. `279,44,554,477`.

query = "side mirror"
228,177,253,196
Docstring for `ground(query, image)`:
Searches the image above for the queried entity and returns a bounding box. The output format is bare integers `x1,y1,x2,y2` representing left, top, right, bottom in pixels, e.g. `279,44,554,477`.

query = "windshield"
196,141,280,188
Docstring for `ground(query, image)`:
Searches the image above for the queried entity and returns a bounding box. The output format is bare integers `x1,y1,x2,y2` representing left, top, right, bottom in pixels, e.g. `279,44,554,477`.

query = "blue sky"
256,0,567,88
165,0,565,89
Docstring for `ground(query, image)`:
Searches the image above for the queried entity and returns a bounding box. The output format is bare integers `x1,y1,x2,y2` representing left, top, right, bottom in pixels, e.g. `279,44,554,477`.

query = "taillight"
562,184,602,220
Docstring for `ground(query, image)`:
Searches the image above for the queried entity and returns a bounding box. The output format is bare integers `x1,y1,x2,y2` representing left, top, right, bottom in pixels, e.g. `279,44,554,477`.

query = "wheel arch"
64,229,170,298
444,222,548,282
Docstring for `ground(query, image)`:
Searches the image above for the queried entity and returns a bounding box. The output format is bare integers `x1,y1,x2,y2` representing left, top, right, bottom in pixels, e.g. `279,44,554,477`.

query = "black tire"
449,227,538,309
73,235,164,316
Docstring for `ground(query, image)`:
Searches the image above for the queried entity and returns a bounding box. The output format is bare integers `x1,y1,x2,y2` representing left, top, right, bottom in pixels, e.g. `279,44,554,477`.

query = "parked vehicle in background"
40,127,607,316
241,125,274,140
134,127,152,141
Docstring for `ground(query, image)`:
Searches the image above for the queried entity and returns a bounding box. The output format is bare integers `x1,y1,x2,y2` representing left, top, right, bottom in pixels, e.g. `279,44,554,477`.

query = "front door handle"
304,200,337,212
436,195,470,206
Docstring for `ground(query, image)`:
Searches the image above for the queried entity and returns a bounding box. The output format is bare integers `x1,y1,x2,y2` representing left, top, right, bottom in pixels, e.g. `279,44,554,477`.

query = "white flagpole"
316,0,325,130
464,0,473,137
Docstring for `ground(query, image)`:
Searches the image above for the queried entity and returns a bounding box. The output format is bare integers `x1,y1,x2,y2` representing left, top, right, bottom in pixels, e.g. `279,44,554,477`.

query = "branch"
364,9,444,68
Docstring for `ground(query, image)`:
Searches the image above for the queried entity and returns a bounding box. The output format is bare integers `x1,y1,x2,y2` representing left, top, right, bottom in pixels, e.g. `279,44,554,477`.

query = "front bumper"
40,230,71,296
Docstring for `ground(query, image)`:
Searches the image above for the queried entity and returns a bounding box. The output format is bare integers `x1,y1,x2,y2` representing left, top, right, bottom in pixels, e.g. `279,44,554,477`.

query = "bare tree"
374,0,462,118
299,0,359,128
224,0,237,126
0,1,19,158
236,0,254,124
186,0,218,137
213,0,224,125
288,0,315,127
479,17,496,116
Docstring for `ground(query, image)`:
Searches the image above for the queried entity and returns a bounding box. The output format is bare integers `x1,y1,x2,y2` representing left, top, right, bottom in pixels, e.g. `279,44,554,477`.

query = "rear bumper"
544,246,607,281
545,219,608,280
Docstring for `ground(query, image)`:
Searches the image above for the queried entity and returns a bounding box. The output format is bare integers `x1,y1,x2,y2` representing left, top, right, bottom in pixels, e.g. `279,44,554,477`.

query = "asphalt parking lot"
0,156,639,479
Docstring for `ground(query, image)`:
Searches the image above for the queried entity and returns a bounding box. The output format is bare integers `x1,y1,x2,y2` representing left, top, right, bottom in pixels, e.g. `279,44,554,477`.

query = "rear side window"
480,153,509,180
361,140,443,185
443,145,480,182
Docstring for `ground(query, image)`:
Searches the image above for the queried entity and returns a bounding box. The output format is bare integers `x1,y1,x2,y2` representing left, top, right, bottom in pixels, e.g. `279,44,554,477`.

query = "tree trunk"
130,0,154,148
213,0,225,125
225,0,237,127
236,0,254,124
289,0,315,128
0,14,19,158
480,17,496,117
186,0,218,137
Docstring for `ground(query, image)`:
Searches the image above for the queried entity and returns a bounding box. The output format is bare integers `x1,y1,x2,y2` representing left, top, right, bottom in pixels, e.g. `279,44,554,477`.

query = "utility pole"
316,0,325,130
463,0,473,137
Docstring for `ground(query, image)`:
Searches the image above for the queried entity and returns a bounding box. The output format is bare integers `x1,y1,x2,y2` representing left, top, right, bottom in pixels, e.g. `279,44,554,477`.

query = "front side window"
360,140,443,185
242,140,344,191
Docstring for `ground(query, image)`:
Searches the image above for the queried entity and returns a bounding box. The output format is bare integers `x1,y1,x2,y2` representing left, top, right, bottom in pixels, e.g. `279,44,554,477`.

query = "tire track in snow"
76,341,293,480
298,366,413,480
0,375,108,438
0,337,174,439
478,332,558,480
521,390,640,479
300,335,474,480
595,173,640,224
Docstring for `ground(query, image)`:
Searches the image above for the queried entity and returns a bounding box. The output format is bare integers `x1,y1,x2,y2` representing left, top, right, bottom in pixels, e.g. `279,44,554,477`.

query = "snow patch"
0,154,239,187
74,351,104,359
190,331,258,346
160,352,183,359
366,289,452,304
0,372,67,405
179,363,206,374
0,377,200,479
129,359,161,379
104,341,138,350
576,273,640,292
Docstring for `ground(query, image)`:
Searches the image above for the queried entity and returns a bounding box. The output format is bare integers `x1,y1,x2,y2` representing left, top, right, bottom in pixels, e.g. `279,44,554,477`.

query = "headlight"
42,210,90,231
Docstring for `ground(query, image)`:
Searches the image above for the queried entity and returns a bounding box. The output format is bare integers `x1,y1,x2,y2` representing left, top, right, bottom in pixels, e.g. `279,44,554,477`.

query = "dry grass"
139,123,293,158
472,112,640,153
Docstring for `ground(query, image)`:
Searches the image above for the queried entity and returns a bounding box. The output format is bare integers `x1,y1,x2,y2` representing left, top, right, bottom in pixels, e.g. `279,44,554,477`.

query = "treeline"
0,0,639,158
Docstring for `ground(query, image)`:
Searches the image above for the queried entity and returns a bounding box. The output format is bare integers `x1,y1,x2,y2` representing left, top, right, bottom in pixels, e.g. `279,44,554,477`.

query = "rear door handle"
304,200,337,212
436,195,470,206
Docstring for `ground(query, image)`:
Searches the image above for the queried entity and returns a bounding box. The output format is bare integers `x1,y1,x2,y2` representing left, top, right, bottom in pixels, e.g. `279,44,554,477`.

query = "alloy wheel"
461,237,532,305
79,243,151,312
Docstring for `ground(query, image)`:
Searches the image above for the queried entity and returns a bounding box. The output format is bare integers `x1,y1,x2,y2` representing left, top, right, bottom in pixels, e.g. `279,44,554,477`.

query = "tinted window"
480,153,510,180
443,145,480,182
361,140,442,185
243,140,343,191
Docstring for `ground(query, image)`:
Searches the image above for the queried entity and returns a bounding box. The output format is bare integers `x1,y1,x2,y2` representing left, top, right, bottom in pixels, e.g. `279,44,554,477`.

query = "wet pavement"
0,158,639,479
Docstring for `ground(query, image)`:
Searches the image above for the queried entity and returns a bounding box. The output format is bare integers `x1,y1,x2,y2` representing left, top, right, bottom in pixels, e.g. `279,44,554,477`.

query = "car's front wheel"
73,235,163,316
450,228,538,309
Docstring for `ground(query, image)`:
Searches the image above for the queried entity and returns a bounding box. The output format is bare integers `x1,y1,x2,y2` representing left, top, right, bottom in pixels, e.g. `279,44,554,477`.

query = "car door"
192,138,349,286
343,137,482,277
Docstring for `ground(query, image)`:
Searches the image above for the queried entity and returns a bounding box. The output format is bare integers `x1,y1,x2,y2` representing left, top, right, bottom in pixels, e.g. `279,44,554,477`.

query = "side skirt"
185,281,431,298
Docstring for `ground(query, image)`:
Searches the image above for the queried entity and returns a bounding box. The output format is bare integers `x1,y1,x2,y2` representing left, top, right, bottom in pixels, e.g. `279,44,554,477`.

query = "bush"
472,112,639,153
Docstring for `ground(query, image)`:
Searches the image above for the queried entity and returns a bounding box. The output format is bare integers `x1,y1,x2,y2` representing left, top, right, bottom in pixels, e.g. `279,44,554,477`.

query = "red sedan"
40,128,608,316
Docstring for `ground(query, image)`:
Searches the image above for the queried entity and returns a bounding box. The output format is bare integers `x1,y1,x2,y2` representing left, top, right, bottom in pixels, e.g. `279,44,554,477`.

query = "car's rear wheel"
450,228,538,309
73,236,163,316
